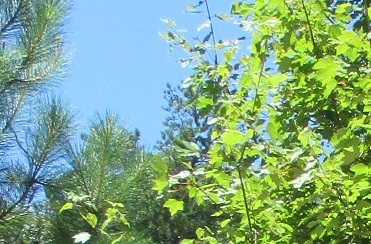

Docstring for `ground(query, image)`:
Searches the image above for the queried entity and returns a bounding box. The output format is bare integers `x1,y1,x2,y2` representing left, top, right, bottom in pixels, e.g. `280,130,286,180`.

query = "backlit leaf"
164,199,184,216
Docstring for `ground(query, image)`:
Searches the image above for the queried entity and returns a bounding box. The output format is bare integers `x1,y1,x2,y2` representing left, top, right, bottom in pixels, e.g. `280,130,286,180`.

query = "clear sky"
59,1,234,148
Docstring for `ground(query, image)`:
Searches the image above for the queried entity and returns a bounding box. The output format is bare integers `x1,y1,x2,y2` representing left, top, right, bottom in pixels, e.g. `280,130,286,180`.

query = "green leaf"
181,239,195,244
164,199,184,216
151,159,168,175
101,218,112,232
298,131,309,147
196,228,204,239
313,58,340,97
350,163,369,176
364,105,371,112
112,235,124,244
175,139,200,152
209,193,220,204
290,148,304,163
83,213,98,228
292,172,311,188
152,176,168,193
120,213,130,227
115,202,124,208
328,25,342,39
105,207,118,218
59,202,73,213
214,172,231,188
267,121,283,142
220,219,231,228
336,3,352,15
221,129,244,145
196,97,213,109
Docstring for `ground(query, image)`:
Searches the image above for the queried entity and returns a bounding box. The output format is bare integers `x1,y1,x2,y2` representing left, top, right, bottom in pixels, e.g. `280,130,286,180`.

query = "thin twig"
193,182,251,242
0,0,24,35
283,0,294,15
252,49,266,115
236,141,256,244
2,88,26,134
301,0,316,50
204,0,218,65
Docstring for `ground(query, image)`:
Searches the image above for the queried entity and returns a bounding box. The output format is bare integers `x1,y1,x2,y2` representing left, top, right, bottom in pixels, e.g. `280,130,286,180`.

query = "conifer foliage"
0,0,71,240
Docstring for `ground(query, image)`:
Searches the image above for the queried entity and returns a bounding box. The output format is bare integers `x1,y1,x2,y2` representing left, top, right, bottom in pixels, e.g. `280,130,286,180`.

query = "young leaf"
350,163,369,176
59,202,73,213
220,219,231,228
196,228,205,238
111,236,124,244
82,213,98,228
164,199,184,216
152,176,168,193
221,129,244,145
151,159,168,175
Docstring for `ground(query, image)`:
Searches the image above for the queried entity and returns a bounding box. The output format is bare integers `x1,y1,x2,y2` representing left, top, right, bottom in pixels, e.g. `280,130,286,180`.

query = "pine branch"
0,0,25,37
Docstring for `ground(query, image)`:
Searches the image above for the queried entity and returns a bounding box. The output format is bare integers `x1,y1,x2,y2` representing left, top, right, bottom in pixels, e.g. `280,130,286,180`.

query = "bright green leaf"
164,199,184,216
83,213,98,228
59,202,73,213
196,228,204,239
350,163,369,176
221,129,244,145
196,97,213,109
152,176,168,193
112,236,124,244
220,219,231,228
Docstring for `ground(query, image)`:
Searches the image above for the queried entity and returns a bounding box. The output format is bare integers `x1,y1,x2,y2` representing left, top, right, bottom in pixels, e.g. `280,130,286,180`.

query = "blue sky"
59,1,234,147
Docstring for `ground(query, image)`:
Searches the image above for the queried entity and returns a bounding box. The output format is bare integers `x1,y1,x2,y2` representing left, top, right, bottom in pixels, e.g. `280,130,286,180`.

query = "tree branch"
204,0,218,66
301,0,316,50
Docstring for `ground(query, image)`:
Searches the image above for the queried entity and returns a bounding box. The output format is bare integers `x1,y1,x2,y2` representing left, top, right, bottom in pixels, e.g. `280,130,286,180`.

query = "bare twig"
204,0,218,65
237,144,255,244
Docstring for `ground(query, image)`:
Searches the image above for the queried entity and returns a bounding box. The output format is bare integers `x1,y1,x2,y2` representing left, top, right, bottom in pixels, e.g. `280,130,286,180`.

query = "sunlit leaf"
221,129,244,145
72,232,91,244
59,202,73,213
164,199,184,216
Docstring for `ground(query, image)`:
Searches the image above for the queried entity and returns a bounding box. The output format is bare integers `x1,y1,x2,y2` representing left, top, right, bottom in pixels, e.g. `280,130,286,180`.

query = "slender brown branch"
252,54,265,115
301,0,316,50
204,0,218,65
283,0,294,15
0,0,24,36
0,181,32,221
237,144,255,244
1,88,26,134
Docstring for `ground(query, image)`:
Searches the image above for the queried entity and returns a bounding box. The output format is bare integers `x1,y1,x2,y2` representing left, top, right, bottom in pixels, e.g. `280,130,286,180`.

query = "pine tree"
0,0,71,239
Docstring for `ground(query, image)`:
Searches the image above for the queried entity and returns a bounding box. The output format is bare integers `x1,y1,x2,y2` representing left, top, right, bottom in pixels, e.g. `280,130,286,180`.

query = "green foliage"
0,1,70,240
156,0,371,243
59,192,130,244
46,112,147,243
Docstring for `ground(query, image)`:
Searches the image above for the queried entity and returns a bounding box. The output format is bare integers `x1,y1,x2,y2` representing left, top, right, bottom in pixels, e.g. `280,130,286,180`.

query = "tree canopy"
2,0,371,243
155,0,371,243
